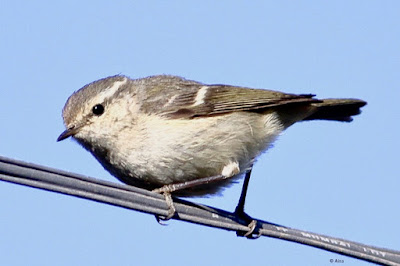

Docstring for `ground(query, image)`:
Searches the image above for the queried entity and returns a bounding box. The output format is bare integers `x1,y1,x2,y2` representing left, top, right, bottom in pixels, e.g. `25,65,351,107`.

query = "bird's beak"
57,126,80,142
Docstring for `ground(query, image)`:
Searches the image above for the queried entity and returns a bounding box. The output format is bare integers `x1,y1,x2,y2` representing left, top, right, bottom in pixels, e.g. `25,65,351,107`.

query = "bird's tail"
304,99,367,122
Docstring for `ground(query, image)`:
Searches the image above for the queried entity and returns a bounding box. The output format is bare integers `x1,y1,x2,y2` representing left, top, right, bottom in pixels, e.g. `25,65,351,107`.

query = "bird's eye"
92,104,105,116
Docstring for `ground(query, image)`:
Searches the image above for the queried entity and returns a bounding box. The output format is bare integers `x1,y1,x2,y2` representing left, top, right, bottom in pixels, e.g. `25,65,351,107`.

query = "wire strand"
0,155,399,265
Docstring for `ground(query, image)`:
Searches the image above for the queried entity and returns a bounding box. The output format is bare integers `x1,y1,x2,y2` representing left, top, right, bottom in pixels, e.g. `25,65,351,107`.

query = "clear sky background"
0,1,399,265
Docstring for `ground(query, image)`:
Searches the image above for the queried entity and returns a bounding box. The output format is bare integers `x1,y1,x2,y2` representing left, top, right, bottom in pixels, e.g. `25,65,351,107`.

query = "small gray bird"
58,75,366,225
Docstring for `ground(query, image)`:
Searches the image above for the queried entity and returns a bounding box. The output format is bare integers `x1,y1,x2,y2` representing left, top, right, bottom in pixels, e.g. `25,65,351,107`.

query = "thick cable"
0,156,399,265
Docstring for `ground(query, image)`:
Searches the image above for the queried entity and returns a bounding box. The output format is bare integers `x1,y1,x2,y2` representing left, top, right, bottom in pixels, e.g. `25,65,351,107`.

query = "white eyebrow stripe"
192,86,209,106
98,78,128,101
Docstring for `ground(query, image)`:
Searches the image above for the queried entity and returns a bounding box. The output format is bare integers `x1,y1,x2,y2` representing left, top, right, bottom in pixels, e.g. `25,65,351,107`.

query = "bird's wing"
137,75,319,119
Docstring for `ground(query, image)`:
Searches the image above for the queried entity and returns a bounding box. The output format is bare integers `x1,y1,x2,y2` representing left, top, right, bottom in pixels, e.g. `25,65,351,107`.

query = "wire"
0,155,399,265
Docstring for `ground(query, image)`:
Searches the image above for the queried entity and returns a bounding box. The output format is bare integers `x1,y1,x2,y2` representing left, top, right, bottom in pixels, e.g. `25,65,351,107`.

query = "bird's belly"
104,112,283,196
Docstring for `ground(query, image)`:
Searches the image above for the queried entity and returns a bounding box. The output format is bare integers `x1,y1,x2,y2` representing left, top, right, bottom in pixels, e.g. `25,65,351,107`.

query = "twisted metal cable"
0,155,399,265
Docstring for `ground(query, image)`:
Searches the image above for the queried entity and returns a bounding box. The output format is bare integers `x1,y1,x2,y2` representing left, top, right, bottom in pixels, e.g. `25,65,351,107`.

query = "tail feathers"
304,99,367,122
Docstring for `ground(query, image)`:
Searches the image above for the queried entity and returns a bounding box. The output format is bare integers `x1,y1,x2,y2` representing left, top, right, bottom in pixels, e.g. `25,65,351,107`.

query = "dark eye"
92,104,104,116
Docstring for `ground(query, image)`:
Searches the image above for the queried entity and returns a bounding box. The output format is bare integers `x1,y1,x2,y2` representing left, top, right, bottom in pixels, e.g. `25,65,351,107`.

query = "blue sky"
0,1,399,265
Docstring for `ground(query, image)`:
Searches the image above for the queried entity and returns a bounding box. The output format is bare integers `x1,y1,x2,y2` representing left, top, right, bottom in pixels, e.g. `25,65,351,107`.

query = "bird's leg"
154,192,176,222
153,161,241,221
235,167,252,216
234,166,261,239
153,174,228,221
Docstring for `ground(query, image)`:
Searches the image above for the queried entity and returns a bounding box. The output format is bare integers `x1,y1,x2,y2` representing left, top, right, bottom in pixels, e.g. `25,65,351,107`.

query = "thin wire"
0,155,399,265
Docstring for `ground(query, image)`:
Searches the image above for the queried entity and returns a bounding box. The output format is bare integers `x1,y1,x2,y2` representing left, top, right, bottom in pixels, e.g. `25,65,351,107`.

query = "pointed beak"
57,126,79,142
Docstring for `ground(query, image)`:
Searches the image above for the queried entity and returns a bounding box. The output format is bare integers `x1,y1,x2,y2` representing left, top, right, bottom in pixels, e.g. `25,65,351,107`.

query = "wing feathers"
161,84,319,119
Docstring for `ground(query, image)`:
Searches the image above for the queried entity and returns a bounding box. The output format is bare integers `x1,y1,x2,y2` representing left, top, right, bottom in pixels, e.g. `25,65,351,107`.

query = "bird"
57,74,366,232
